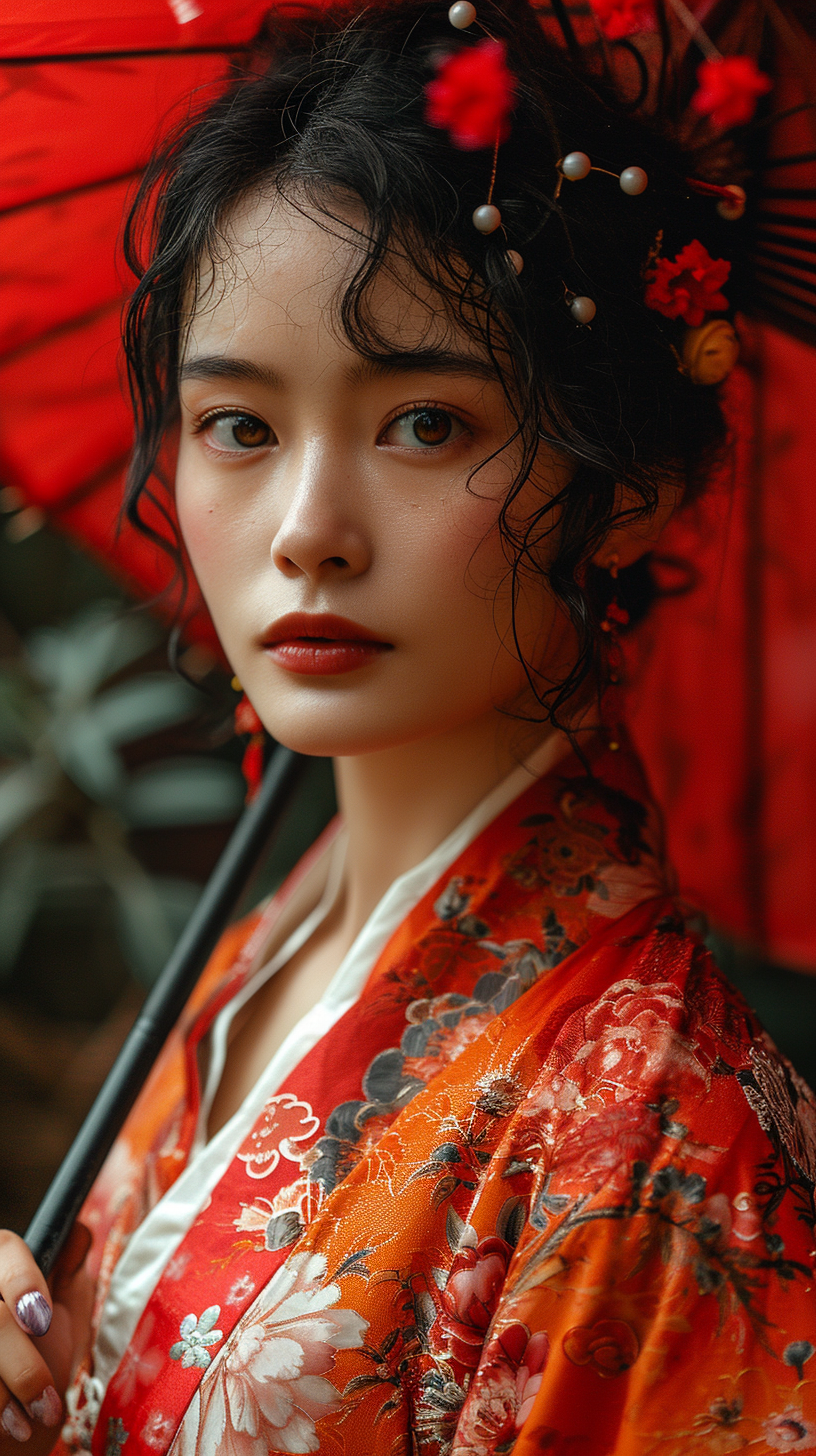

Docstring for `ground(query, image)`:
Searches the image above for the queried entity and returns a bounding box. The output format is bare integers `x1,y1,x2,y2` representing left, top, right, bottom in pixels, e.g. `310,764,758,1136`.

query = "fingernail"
15,1291,51,1337
1,1401,32,1442
27,1386,62,1428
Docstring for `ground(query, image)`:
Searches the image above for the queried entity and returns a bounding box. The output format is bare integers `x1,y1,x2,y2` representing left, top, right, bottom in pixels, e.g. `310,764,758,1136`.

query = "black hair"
123,0,737,723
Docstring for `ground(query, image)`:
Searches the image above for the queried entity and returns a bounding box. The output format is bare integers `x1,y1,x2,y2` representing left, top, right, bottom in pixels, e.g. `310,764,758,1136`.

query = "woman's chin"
255,708,415,760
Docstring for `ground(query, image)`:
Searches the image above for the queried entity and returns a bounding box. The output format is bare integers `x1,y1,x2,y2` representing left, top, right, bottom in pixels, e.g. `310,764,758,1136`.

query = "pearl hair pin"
555,153,648,322
446,2,523,266
569,295,596,324
448,1,476,27
558,151,649,197
472,203,501,233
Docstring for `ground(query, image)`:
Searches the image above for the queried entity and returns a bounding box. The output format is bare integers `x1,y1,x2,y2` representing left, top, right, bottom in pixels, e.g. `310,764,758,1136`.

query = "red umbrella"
0,0,280,647
2,0,816,965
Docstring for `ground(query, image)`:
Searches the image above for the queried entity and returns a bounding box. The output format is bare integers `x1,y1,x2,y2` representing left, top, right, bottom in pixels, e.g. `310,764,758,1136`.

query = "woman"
0,2,814,1451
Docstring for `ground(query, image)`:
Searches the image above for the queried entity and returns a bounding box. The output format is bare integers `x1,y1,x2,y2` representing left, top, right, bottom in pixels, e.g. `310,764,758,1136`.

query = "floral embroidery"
104,1419,128,1456
562,1318,640,1377
169,1307,223,1370
236,1094,320,1180
66,747,816,1456
763,1409,816,1452
107,1314,162,1406
785,1341,816,1380
61,1373,105,1451
430,1235,514,1369
225,1274,256,1306
140,1413,174,1452
193,1252,367,1454
453,1323,550,1452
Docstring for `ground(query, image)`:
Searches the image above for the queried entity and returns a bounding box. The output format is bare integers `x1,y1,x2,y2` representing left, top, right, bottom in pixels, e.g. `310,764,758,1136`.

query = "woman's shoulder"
516,903,816,1177
482,904,815,1318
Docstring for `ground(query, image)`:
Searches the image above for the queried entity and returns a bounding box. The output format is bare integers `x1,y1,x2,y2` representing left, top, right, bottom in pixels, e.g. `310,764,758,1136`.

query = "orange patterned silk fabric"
59,744,816,1455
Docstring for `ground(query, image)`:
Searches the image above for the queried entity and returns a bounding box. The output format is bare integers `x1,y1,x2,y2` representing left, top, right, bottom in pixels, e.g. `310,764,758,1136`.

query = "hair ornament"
589,0,655,42
566,291,597,325
427,5,522,262
425,34,515,150
692,55,772,131
717,185,746,222
681,318,739,386
555,152,648,200
472,203,501,233
644,239,730,327
684,177,747,221
448,1,476,28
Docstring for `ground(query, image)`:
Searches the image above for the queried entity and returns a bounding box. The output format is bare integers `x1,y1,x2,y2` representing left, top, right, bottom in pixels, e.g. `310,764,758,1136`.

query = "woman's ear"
590,483,681,572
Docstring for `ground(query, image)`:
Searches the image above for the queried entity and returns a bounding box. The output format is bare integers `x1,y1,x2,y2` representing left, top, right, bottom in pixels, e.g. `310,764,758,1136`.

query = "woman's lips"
262,613,392,676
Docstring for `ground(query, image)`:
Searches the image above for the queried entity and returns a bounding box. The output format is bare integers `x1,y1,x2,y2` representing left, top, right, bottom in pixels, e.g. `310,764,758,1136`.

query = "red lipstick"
263,613,392,676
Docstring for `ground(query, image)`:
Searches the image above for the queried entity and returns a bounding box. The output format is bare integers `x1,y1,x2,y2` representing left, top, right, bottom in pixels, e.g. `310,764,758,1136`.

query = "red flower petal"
691,56,771,131
644,239,731,327
241,737,264,802
425,38,516,151
588,0,655,41
234,692,263,736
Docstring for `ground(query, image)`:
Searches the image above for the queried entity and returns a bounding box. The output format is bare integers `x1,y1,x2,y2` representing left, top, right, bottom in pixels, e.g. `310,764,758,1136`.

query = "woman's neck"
332,714,565,943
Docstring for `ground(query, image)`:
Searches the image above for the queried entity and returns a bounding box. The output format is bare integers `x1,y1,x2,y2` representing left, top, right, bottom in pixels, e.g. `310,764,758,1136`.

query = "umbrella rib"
0,168,143,220
1,43,252,66
1,297,128,369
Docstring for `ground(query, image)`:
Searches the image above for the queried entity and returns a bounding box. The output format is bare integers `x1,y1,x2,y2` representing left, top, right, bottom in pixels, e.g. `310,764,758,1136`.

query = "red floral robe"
57,741,816,1456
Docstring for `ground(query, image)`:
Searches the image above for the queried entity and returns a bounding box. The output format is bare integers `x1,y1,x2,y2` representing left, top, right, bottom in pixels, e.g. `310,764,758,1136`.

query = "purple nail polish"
1,1401,32,1442
15,1290,52,1337
27,1386,61,1428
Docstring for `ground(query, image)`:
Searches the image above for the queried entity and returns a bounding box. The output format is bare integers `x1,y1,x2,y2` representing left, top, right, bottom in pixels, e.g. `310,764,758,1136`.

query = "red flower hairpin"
691,55,772,132
644,240,730,327
588,0,655,42
425,37,516,150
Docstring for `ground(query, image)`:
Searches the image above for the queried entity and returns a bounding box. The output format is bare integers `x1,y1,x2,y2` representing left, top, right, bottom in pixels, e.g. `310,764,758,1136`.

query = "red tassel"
234,691,265,801
241,736,265,803
234,692,263,737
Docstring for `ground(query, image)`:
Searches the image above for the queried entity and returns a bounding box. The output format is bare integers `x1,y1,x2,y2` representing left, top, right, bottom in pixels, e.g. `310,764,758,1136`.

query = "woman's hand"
0,1223,93,1451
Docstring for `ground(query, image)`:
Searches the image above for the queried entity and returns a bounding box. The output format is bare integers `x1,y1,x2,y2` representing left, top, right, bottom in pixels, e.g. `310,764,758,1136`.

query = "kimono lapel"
89,742,667,1456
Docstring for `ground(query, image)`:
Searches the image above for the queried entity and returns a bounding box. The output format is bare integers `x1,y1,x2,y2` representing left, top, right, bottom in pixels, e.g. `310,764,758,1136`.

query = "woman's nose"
270,449,370,582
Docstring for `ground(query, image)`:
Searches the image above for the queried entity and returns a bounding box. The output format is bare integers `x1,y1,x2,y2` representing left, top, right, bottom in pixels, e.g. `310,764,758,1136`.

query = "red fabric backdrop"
2,0,816,965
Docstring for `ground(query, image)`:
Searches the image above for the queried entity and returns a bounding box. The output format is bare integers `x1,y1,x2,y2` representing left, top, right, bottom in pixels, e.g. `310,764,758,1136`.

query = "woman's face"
176,194,573,758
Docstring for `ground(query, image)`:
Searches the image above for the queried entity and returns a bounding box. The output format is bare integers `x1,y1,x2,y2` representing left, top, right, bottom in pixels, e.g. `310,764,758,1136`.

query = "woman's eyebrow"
347,350,498,385
179,350,498,388
179,355,283,387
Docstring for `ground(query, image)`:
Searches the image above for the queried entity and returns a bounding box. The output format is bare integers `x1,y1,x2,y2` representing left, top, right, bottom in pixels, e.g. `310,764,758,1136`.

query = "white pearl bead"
570,295,596,324
561,151,591,181
506,250,524,275
472,203,502,234
717,184,746,220
619,166,648,196
448,1,476,28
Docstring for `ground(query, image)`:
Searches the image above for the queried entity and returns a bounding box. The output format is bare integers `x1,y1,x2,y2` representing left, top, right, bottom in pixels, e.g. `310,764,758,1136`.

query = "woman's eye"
382,408,464,449
202,413,272,451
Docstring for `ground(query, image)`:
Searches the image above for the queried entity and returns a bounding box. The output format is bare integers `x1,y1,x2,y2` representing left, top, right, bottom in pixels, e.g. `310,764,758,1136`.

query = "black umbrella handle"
25,745,308,1276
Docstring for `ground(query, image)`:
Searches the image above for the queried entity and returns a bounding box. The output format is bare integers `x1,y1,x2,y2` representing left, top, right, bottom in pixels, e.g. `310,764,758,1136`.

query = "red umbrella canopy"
2,0,816,966
0,0,282,647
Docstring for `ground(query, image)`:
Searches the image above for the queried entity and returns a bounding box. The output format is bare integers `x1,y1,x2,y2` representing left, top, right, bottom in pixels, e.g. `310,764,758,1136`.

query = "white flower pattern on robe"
169,1307,223,1369
171,1251,368,1456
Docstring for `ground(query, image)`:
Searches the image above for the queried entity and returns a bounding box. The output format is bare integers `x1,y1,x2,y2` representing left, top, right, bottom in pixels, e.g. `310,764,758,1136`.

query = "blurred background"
2,0,816,1236
0,523,336,1232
